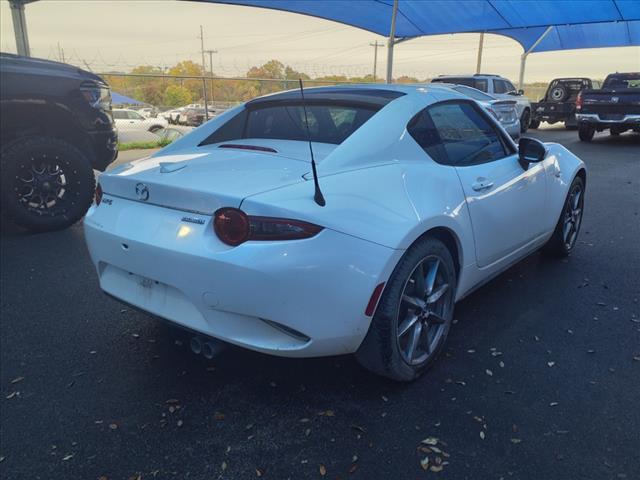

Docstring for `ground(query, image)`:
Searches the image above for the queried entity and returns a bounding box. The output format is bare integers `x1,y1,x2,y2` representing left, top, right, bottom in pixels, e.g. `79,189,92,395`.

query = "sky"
1,0,639,82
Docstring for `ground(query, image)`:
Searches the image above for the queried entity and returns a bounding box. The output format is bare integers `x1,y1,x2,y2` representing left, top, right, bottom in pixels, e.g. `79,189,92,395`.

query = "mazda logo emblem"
135,183,149,201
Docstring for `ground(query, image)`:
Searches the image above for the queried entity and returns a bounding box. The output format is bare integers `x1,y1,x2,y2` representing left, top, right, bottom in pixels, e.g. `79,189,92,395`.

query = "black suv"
1,53,118,231
529,78,600,130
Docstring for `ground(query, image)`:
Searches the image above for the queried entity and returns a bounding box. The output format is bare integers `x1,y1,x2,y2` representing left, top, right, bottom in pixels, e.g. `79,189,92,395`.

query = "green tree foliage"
163,85,193,107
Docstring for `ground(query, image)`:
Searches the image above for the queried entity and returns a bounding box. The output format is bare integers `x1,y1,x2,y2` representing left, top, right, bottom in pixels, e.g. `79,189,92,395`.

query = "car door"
426,100,547,267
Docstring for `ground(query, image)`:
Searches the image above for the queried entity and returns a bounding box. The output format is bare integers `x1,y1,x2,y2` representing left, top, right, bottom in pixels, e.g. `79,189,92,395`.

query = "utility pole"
369,41,384,81
10,0,32,57
199,25,210,120
475,33,484,74
204,49,217,107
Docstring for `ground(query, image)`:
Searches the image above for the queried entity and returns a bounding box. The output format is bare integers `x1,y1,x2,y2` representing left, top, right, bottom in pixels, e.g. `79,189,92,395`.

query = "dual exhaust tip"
189,336,225,360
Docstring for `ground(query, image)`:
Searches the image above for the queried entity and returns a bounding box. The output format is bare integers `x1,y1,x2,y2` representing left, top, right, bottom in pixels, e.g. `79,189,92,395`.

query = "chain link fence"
100,72,549,114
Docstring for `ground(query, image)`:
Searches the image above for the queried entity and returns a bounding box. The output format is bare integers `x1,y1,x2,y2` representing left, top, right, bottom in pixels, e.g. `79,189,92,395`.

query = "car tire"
542,176,585,257
520,109,531,133
356,236,456,382
578,124,595,142
0,136,95,232
529,118,541,129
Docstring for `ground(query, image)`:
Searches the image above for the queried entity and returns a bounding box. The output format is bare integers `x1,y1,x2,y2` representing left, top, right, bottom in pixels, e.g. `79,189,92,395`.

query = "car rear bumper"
576,113,640,125
83,196,400,357
87,129,118,171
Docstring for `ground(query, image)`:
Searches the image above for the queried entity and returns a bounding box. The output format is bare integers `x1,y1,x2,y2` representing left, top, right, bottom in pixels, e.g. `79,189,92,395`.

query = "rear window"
203,103,377,146
603,74,640,89
432,77,488,92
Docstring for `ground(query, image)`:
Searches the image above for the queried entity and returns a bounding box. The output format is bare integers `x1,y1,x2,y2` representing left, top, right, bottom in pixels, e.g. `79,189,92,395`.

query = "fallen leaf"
109,423,118,430
430,465,444,473
549,402,559,407
177,420,183,427
5,392,18,399
486,369,493,376
319,464,327,476
255,468,263,477
166,399,180,404
348,463,358,474
350,424,366,433
420,456,430,470
421,437,439,446
221,461,227,471
62,453,74,461
510,438,522,444
480,431,485,440
10,377,24,384
213,412,225,420
547,362,555,367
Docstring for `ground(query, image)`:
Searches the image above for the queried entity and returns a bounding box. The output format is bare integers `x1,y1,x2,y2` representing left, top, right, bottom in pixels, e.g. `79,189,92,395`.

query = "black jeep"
1,53,118,231
530,78,600,130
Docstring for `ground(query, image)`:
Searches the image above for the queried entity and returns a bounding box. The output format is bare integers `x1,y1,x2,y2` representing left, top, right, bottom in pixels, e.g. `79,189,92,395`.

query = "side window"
428,101,509,167
505,81,516,92
493,79,508,94
407,109,448,164
473,79,488,92
112,111,127,120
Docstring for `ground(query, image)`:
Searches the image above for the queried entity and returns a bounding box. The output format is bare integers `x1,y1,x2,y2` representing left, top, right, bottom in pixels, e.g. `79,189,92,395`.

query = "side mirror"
517,89,525,96
518,137,546,169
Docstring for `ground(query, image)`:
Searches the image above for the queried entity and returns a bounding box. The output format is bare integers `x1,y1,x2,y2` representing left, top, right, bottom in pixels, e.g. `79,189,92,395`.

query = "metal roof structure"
192,0,640,85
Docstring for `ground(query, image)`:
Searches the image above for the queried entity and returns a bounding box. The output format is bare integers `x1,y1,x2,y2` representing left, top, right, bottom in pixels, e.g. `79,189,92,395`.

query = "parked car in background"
530,78,600,129
165,107,186,125
86,84,587,381
113,108,167,133
183,107,207,126
0,53,117,231
441,84,521,139
576,72,640,141
431,74,532,132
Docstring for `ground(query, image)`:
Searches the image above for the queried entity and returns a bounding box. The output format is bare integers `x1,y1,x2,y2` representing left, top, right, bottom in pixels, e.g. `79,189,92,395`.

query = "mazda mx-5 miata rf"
85,84,586,381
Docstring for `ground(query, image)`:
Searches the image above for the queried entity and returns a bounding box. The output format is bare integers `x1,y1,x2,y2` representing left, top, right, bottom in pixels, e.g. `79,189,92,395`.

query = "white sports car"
85,84,586,381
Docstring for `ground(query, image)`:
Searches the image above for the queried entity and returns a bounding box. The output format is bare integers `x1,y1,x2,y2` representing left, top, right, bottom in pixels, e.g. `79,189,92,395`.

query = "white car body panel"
85,84,585,358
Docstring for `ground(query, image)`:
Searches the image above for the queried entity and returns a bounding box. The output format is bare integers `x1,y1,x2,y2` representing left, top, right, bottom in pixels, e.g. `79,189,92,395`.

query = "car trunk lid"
100,145,315,214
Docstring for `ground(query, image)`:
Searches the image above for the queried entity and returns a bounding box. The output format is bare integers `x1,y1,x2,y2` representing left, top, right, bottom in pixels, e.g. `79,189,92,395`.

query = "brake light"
214,208,323,246
575,92,583,110
95,183,103,206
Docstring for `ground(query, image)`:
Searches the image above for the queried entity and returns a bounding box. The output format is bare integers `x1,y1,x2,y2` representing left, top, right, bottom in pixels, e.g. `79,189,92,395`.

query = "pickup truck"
575,72,640,141
530,78,600,130
0,53,118,231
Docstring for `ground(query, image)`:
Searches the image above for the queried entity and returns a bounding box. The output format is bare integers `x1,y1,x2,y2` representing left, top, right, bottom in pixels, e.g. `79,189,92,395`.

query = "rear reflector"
95,183,103,206
218,144,277,153
365,282,386,317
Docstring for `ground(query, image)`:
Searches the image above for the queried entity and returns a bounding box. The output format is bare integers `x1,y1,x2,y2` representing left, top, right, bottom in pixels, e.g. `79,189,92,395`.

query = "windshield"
203,103,378,146
603,74,640,89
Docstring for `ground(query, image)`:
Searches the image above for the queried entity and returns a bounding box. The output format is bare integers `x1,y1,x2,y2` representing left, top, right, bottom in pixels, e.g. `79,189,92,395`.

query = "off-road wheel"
356,237,456,381
0,136,95,232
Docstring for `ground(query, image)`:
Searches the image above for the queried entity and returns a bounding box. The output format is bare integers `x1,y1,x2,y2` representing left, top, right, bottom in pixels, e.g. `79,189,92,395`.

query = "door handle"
472,180,494,192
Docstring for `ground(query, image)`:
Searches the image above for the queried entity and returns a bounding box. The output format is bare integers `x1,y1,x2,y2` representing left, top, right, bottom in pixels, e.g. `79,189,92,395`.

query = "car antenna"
298,78,326,207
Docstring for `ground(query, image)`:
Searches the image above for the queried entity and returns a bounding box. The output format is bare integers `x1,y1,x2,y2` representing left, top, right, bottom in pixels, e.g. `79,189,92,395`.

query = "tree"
163,85,193,107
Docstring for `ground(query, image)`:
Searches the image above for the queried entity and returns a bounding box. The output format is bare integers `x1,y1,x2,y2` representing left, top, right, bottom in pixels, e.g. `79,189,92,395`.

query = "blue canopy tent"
191,0,640,85
111,91,145,106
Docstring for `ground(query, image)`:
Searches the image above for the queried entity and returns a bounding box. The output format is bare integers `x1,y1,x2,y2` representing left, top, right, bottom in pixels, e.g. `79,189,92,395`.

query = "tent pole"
386,0,398,84
518,26,553,90
475,32,484,74
10,0,31,57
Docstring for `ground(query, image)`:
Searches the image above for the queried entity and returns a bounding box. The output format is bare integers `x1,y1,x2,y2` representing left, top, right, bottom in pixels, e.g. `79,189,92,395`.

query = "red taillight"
575,92,583,110
365,282,386,317
213,208,323,246
95,183,103,206
214,208,250,246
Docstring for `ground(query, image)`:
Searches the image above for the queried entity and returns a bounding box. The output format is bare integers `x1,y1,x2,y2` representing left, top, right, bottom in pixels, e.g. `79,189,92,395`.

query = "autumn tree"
163,85,193,107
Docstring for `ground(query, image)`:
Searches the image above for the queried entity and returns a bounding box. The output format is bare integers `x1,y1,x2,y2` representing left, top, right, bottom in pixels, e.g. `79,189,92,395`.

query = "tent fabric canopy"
195,0,640,52
111,91,144,105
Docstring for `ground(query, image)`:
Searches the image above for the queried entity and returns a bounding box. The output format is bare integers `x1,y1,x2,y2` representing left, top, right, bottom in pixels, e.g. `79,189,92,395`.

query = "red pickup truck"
575,72,640,141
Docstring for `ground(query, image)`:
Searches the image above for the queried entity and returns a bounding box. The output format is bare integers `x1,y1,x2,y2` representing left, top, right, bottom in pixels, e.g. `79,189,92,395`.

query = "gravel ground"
1,126,638,480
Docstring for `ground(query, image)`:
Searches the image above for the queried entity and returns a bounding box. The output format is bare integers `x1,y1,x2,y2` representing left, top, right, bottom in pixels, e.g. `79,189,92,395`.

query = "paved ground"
1,126,639,480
